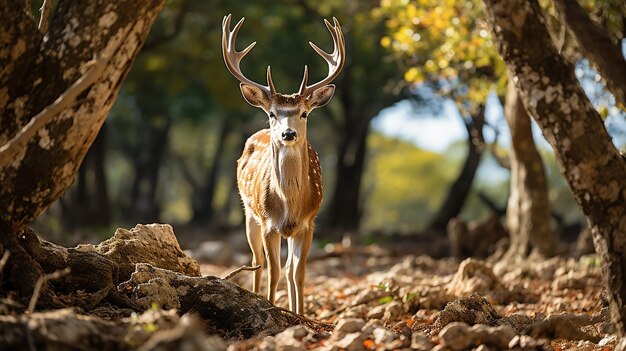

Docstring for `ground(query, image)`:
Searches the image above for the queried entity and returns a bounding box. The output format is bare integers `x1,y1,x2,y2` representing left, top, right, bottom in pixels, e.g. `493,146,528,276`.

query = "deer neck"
270,140,308,200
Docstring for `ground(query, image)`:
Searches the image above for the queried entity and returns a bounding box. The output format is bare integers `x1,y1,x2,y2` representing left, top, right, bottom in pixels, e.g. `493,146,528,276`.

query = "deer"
222,14,345,314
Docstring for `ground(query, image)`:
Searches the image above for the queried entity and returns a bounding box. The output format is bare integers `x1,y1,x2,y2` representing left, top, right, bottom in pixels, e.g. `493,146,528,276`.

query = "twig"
27,267,70,313
0,250,10,274
222,265,261,280
38,0,53,33
267,305,334,332
0,25,130,168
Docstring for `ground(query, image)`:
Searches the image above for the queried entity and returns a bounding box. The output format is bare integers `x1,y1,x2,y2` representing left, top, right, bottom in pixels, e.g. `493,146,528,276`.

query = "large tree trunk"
502,80,555,260
0,0,166,307
428,105,485,233
482,0,626,335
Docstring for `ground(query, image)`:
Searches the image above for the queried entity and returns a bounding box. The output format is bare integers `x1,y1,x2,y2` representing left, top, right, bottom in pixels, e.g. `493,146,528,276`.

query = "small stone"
276,325,310,340
334,318,366,335
384,301,403,320
367,304,386,319
410,333,434,351
335,332,364,351
361,318,383,335
372,327,396,344
599,334,617,346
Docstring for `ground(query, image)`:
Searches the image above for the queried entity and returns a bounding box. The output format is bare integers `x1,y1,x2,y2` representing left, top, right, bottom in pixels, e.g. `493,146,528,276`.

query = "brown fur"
237,129,322,237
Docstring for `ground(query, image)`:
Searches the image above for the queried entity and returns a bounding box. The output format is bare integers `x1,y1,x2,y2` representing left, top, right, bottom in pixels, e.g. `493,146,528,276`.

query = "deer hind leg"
291,226,313,314
245,210,263,293
263,230,281,304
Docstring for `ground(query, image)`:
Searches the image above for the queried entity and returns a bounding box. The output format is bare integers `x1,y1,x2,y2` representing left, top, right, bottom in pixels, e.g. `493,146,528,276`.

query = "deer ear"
240,83,270,110
308,85,335,109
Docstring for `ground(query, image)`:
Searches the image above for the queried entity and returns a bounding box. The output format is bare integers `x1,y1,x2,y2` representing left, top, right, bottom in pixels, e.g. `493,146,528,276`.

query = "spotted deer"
222,14,344,314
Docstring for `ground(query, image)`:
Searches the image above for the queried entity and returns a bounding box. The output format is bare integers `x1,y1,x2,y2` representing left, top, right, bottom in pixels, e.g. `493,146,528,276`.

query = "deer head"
222,14,345,147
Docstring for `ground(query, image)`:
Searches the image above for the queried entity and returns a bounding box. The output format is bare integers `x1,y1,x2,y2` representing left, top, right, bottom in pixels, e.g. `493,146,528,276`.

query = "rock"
119,264,293,339
551,271,588,290
92,224,201,283
433,293,501,332
446,258,509,304
335,332,364,351
498,314,534,333
372,327,396,344
192,240,234,265
367,304,386,319
278,325,310,339
361,319,383,335
334,318,366,336
274,331,305,351
438,322,516,351
410,333,435,351
384,301,403,321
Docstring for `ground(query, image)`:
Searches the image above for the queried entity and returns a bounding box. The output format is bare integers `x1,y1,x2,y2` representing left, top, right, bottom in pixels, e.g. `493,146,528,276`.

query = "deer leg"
245,211,263,293
286,237,296,312
292,226,313,314
263,230,281,304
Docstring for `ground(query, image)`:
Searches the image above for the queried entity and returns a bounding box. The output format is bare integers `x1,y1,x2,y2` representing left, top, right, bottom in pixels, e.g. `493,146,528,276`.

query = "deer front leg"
286,237,296,312
291,226,313,314
245,211,263,293
262,230,281,304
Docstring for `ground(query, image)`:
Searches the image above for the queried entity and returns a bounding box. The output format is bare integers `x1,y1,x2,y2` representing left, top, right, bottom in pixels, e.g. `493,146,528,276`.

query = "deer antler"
298,18,345,97
222,14,276,96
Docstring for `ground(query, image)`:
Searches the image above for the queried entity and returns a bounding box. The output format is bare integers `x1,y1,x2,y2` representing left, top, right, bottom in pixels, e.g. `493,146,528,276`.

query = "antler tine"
299,18,345,97
298,65,309,95
267,66,276,96
222,14,275,97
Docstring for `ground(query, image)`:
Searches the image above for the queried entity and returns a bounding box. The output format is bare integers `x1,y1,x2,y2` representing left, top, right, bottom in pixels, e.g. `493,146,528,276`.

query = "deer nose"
282,129,297,141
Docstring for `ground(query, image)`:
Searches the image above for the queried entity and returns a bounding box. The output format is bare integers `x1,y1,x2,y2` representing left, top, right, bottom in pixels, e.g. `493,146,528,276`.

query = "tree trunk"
428,105,485,233
191,121,230,224
502,80,556,260
61,124,111,229
552,0,626,107
482,0,626,335
324,114,370,238
128,118,172,223
0,0,166,306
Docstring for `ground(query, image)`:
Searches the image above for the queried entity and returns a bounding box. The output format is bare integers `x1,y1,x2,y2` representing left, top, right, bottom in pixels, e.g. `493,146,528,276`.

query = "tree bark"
502,80,555,260
552,0,626,107
0,0,166,230
0,0,166,308
428,105,485,233
482,0,626,335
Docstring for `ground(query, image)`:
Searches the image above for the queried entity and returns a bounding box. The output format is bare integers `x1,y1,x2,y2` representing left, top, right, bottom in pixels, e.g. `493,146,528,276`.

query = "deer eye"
301,112,307,119
269,112,276,118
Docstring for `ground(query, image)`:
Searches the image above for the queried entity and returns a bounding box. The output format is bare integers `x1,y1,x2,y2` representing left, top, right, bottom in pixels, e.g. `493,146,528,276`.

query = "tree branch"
38,0,53,33
27,267,70,313
553,0,626,107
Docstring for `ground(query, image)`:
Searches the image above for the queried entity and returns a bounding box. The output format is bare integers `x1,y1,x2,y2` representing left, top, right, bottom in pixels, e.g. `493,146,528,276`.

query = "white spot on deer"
98,12,118,29
584,192,591,202
38,128,53,150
